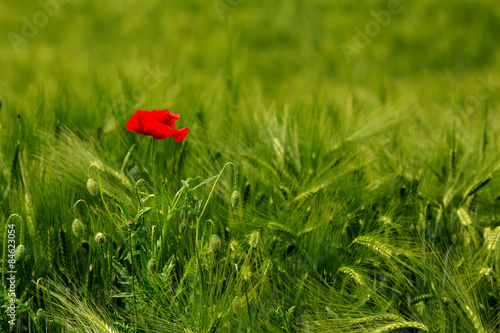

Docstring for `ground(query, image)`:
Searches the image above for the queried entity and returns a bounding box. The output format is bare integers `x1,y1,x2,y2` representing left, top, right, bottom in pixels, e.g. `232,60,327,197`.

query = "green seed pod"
72,219,84,239
95,232,106,245
210,234,221,253
86,178,98,196
147,258,158,273
231,191,241,208
36,308,45,322
15,244,26,262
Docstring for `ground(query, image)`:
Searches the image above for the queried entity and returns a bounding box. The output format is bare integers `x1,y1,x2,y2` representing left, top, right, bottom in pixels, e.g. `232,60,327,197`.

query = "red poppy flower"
126,109,189,141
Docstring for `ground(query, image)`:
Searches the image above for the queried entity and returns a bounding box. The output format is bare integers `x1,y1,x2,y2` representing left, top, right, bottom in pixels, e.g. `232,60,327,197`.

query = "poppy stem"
150,139,162,220
72,199,95,233
150,138,163,259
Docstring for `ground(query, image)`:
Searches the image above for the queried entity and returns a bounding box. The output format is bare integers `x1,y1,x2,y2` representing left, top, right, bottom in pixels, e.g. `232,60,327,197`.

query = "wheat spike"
352,236,392,258
372,321,429,333
379,216,392,225
293,184,325,203
411,293,433,305
339,266,364,286
463,174,492,198
479,267,492,277
487,226,500,251
449,148,457,180
248,231,260,249
267,222,296,238
456,208,472,226
484,227,492,240
464,305,484,333
297,227,315,238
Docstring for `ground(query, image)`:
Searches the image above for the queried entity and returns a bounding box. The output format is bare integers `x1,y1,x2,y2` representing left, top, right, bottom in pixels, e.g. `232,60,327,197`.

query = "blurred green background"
1,0,499,172
2,0,500,111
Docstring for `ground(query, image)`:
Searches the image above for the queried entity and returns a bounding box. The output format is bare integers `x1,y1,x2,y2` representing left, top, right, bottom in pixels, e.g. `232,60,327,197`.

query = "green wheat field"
1,0,500,332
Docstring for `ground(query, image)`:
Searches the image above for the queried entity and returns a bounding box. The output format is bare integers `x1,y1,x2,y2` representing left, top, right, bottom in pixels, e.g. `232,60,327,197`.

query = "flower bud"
231,191,241,208
15,244,26,262
86,178,98,196
72,219,84,239
210,234,221,253
127,219,134,227
95,232,106,245
147,258,158,273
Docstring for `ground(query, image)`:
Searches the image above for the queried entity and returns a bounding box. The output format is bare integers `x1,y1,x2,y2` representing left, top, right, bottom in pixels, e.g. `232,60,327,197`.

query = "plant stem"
73,199,95,231
195,162,235,246
193,162,235,309
150,139,166,265
244,280,252,329
88,165,114,223
99,244,109,307
129,227,138,333
151,138,163,223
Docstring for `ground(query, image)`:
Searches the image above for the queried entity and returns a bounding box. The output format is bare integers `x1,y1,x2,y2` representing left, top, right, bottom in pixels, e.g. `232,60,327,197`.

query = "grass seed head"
231,191,241,208
95,232,106,245
248,231,260,249
456,208,472,226
487,226,500,251
15,244,26,262
86,178,98,196
72,219,85,239
339,266,364,286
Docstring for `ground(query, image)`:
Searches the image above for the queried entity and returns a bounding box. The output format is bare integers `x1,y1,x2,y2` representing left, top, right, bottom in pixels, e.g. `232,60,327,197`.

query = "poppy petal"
151,110,180,127
126,110,188,141
143,121,173,140
126,111,148,135
171,128,189,142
